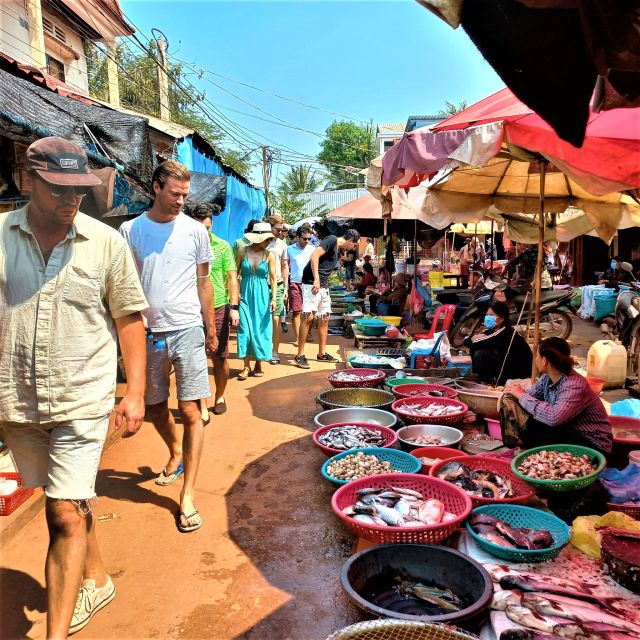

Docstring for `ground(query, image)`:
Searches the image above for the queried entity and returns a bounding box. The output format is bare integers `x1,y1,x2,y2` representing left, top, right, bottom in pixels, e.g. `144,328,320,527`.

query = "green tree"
280,165,322,195
435,100,469,118
317,121,376,189
84,42,254,177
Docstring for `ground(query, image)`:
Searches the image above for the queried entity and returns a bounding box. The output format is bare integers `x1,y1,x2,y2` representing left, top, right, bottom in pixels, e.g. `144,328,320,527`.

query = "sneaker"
317,353,338,362
294,355,310,369
69,575,116,635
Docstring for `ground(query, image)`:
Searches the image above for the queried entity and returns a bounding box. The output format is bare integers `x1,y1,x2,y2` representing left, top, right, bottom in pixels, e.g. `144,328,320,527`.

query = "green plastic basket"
465,504,570,563
511,444,606,492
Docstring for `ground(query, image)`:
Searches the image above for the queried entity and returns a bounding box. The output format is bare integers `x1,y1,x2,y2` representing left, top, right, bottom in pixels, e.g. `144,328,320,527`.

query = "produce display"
341,486,459,528
469,513,554,550
318,426,387,450
406,435,443,446
399,402,464,418
517,450,597,480
330,371,380,382
436,461,516,499
326,452,393,481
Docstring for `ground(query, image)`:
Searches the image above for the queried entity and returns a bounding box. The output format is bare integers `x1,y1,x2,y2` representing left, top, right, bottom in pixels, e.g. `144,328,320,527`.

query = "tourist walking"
120,160,216,535
236,222,277,379
0,137,148,636
295,226,360,368
186,204,239,417
287,223,315,341
266,215,289,364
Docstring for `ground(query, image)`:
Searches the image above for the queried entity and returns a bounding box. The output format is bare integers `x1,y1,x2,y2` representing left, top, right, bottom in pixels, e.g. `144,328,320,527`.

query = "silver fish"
353,514,376,524
394,498,411,516
374,504,405,526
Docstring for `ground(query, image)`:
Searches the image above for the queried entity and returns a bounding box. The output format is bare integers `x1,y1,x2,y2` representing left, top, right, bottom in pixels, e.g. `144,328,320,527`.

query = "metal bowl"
316,387,396,411
397,425,464,452
453,380,492,391
314,407,398,430
455,389,501,419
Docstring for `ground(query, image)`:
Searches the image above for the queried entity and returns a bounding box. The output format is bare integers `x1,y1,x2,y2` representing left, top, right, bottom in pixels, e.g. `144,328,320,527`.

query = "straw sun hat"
244,222,275,244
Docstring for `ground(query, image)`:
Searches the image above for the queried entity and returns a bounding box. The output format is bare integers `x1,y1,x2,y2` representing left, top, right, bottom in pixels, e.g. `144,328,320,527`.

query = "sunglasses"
300,236,311,242
274,227,287,233
48,185,91,199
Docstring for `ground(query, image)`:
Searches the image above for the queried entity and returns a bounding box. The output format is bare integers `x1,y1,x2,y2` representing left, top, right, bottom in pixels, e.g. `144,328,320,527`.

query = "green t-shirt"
210,233,236,308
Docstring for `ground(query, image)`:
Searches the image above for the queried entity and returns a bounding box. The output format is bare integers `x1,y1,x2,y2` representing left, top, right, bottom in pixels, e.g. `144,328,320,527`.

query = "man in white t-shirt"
120,160,216,534
266,215,289,364
287,223,315,341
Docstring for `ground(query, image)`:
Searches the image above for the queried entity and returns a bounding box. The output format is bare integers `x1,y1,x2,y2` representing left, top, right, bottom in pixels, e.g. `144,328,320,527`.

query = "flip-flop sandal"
237,368,250,381
252,370,265,377
155,461,184,486
213,400,227,415
178,510,202,533
269,356,281,365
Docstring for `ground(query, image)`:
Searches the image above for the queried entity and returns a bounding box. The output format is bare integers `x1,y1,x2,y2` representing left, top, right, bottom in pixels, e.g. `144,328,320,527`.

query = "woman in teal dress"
236,222,277,380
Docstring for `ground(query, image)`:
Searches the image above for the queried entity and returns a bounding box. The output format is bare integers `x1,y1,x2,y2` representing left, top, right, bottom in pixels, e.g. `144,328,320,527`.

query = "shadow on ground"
0,567,47,639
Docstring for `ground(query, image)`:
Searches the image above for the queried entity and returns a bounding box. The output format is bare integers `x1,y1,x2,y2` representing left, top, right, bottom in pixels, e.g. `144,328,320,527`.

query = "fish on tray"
342,485,459,528
318,425,386,450
435,461,516,499
399,402,463,417
470,513,554,550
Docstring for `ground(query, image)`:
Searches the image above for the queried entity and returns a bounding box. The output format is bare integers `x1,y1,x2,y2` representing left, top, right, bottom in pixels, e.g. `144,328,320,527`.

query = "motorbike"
448,266,575,348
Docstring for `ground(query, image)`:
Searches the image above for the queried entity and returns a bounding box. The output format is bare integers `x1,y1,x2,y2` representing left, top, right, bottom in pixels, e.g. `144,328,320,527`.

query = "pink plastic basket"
312,422,399,457
331,472,472,544
409,447,466,475
391,384,459,400
430,455,535,507
392,396,468,425
606,502,640,520
327,368,386,389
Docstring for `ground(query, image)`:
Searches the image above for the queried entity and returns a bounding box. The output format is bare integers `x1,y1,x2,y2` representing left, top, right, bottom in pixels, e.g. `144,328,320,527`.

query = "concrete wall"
0,1,36,65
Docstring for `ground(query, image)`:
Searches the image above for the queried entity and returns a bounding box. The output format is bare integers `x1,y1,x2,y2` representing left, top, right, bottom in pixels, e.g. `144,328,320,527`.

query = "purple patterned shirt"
519,370,612,453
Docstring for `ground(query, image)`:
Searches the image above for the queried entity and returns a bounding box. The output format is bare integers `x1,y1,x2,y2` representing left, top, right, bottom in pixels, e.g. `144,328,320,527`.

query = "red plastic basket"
392,383,459,400
429,455,535,507
392,396,468,425
331,472,472,544
313,422,399,457
0,472,34,516
606,502,640,520
327,368,386,389
409,447,466,475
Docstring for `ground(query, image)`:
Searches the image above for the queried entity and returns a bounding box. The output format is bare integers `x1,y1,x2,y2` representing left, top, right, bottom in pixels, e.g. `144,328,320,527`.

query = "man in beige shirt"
0,137,148,638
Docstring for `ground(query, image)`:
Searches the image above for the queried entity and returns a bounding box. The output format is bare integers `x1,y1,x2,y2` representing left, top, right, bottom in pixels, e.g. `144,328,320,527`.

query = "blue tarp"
176,137,265,244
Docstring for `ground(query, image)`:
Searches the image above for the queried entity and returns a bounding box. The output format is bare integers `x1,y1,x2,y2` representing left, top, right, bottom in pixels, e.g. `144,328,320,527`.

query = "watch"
229,304,239,310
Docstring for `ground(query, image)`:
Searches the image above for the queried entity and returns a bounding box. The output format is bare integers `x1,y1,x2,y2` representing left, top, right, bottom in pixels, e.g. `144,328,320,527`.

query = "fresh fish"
474,524,516,548
418,499,444,525
356,487,382,497
492,590,522,611
525,592,627,618
353,504,376,515
522,594,640,636
495,520,537,549
342,505,356,516
394,497,411,516
501,631,565,640
387,485,424,499
436,461,470,481
412,586,460,611
353,514,376,524
505,605,560,634
471,513,501,527
441,512,458,523
374,504,405,526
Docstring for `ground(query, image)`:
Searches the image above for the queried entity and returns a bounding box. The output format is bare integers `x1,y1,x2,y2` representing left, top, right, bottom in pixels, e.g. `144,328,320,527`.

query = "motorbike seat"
511,289,572,306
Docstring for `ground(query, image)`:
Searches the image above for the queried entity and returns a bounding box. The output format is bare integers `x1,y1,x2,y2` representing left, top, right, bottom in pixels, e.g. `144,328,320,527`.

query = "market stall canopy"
382,88,640,197
414,0,640,147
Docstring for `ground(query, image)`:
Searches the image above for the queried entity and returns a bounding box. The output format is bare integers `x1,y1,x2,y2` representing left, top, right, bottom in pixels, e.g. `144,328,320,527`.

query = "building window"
46,54,65,81
383,141,394,152
42,17,66,42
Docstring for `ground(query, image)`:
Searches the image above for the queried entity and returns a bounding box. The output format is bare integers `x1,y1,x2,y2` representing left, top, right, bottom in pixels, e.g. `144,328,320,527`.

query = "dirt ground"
0,316,630,640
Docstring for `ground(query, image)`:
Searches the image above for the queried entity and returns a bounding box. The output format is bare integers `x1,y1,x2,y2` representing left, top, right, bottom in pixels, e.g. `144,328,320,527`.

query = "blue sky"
121,1,504,185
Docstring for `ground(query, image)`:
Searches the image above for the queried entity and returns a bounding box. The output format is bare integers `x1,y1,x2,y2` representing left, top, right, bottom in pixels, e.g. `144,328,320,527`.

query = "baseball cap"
25,136,102,187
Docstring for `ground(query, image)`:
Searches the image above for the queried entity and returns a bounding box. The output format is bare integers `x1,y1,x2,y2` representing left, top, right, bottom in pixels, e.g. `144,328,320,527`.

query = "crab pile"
517,450,597,481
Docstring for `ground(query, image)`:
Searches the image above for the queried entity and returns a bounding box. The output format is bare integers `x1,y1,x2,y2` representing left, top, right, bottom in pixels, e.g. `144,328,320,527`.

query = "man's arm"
197,262,218,353
281,248,289,300
114,312,146,437
310,246,326,294
226,268,240,326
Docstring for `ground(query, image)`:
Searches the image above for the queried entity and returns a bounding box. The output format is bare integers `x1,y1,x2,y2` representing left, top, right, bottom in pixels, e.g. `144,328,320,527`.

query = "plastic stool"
414,304,457,340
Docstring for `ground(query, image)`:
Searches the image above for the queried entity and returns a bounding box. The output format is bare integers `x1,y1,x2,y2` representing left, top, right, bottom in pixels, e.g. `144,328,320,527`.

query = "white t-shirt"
287,243,315,283
268,237,288,284
119,212,213,331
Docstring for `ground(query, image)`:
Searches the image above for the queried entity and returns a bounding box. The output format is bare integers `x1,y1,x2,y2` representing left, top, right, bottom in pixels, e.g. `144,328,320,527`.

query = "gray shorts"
146,326,211,405
1,415,110,500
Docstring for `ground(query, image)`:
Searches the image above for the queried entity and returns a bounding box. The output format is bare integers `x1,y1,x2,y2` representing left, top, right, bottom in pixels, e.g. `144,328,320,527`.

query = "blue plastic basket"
465,504,571,563
321,447,421,487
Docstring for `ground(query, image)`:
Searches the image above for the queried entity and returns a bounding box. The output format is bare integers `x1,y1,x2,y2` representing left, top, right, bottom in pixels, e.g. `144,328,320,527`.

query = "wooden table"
350,324,406,350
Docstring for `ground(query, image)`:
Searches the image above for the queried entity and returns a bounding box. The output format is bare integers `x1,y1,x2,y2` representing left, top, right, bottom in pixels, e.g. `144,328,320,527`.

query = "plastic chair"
414,304,457,340
409,331,447,369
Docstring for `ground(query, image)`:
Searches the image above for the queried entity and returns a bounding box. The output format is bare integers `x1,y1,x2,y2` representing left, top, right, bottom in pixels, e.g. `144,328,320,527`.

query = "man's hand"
312,279,320,295
206,333,218,355
270,298,276,313
229,309,240,327
283,289,289,303
114,392,145,438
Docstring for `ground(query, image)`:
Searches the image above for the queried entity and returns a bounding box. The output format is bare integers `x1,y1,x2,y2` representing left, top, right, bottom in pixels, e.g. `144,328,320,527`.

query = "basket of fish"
331,473,472,544
511,444,606,492
392,397,468,426
465,504,571,563
391,384,459,400
348,354,407,370
327,369,386,389
322,448,422,487
316,388,396,411
313,423,399,457
430,456,535,507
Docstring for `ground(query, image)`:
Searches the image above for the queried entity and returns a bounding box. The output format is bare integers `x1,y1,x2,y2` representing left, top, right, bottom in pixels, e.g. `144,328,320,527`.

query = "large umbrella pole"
532,160,548,378
413,218,418,275
490,219,495,270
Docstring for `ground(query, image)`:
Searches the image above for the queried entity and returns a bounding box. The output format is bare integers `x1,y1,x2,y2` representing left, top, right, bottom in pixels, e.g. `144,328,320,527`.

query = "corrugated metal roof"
376,122,405,134
297,188,368,217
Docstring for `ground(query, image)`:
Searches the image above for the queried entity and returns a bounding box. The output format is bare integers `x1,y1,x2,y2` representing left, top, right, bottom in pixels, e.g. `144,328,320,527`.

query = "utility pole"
156,37,170,121
262,145,270,209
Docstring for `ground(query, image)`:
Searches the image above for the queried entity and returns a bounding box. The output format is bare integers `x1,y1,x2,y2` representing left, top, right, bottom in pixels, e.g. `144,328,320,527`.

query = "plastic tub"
396,425,464,452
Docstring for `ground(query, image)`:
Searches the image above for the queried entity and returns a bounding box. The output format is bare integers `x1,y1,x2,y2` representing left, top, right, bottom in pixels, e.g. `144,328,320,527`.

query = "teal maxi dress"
237,252,273,361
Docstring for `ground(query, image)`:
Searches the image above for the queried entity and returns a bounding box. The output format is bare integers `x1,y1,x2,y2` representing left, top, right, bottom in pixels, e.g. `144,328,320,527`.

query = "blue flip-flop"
155,461,184,486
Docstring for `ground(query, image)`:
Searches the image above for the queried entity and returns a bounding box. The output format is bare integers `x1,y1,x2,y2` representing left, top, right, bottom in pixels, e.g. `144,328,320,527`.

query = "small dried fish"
330,371,380,382
400,402,464,417
318,425,386,450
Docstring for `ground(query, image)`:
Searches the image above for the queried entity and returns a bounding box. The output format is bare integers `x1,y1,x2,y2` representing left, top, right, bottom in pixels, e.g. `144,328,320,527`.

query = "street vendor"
598,256,635,288
464,301,533,386
372,272,408,316
502,337,612,456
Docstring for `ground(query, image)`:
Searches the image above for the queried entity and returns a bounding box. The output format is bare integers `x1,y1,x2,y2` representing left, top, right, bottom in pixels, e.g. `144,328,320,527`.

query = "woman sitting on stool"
464,301,532,386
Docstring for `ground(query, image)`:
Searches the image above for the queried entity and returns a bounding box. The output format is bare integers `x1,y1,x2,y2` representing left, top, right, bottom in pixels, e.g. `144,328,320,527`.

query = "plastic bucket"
485,418,502,440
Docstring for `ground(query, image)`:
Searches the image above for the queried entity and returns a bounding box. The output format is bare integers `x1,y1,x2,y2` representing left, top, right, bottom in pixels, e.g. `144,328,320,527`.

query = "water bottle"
153,337,166,351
